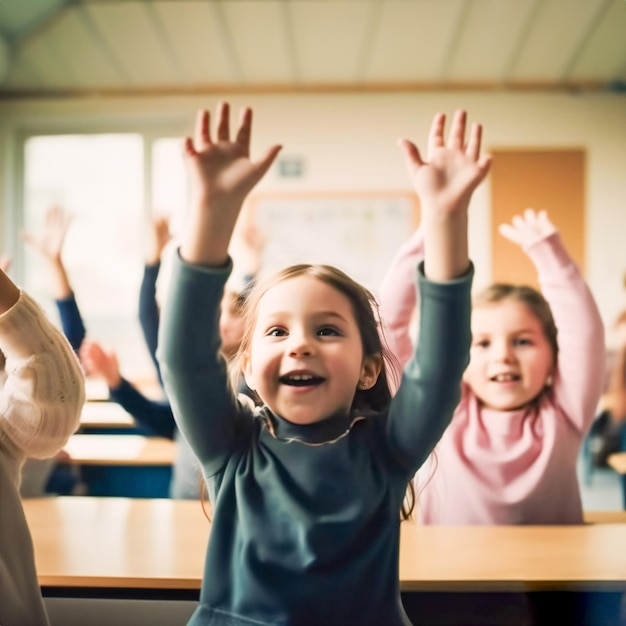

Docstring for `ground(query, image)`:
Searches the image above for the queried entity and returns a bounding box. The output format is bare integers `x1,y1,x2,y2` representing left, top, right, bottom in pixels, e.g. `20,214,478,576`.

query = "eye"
473,339,489,349
514,337,532,347
317,326,341,337
267,327,287,337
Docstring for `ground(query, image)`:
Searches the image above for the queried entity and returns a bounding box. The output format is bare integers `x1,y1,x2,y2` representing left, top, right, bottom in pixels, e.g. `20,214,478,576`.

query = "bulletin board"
248,191,420,293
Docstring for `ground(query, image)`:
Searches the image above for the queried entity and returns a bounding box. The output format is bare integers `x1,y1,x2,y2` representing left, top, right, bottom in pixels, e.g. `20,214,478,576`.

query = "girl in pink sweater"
378,209,605,525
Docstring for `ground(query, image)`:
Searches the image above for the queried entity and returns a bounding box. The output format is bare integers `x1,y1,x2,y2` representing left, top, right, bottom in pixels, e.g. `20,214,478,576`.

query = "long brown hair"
229,264,414,519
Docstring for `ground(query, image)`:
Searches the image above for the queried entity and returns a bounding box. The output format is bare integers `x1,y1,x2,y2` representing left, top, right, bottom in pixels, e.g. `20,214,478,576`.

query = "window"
20,131,186,388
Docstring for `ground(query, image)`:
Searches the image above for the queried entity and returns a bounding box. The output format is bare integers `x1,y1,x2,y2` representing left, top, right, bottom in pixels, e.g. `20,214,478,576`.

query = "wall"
0,91,625,342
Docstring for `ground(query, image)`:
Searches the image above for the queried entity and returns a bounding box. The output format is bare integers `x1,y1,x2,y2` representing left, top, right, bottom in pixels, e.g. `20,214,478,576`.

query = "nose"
492,339,515,362
287,329,313,357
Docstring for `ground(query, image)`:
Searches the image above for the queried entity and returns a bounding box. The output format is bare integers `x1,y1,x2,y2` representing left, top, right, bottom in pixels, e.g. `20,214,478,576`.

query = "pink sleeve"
378,227,424,374
525,233,605,433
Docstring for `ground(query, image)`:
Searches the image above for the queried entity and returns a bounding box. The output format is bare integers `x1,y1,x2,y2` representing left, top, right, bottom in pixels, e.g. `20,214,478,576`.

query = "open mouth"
490,373,520,382
279,373,326,387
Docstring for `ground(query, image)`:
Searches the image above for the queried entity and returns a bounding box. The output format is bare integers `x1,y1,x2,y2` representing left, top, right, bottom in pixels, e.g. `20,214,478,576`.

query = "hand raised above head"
22,205,73,263
398,110,491,218
146,214,172,264
184,103,281,211
181,102,281,266
498,208,557,249
79,340,122,389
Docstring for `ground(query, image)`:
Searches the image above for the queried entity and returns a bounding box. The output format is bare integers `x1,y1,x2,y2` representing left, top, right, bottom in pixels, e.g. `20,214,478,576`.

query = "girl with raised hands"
158,103,489,625
379,208,605,525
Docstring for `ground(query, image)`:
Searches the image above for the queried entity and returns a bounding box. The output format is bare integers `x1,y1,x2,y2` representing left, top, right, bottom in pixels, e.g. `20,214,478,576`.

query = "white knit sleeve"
0,291,85,458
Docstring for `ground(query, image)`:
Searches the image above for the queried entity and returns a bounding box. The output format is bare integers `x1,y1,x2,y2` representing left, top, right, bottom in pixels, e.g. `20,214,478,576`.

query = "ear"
358,353,383,390
242,352,256,391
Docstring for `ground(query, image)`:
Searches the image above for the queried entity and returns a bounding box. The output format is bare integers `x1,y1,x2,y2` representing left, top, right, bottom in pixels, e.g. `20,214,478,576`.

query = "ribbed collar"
258,406,357,445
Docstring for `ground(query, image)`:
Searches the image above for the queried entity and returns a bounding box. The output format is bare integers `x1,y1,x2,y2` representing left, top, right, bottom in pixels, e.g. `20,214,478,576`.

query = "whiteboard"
250,192,419,293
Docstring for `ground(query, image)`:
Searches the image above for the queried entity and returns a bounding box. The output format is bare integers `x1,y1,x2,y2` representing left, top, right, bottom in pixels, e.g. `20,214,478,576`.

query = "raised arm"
158,103,281,472
22,206,73,300
0,267,85,458
398,110,490,282
388,110,491,472
80,339,175,438
499,209,605,433
22,206,86,350
378,226,424,376
138,215,172,386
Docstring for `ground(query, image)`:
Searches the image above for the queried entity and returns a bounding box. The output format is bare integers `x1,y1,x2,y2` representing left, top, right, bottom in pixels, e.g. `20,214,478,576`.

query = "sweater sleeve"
157,251,247,476
0,291,85,458
55,292,87,352
138,262,162,385
109,377,176,439
525,232,605,433
377,227,424,377
386,263,472,475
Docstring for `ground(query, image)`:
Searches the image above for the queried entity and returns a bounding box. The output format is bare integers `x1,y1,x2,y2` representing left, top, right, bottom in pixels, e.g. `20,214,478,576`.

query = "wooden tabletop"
80,402,136,429
23,497,626,592
60,434,176,466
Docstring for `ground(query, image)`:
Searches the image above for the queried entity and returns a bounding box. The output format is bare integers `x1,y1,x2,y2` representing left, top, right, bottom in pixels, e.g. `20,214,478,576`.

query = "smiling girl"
157,102,490,625
379,209,606,525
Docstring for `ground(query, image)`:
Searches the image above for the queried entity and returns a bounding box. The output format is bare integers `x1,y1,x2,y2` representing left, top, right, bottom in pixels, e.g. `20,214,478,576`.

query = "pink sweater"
378,229,605,525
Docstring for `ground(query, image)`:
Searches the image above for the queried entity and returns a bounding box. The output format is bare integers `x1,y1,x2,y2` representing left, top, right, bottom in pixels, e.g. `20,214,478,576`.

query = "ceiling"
0,0,625,100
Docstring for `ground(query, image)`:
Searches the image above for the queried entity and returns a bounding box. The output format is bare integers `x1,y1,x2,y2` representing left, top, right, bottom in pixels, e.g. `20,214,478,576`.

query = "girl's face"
243,275,381,425
219,292,245,358
463,299,555,411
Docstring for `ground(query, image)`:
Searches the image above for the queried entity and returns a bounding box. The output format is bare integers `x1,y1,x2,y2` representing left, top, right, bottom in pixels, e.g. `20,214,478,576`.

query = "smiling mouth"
490,373,520,382
279,374,326,387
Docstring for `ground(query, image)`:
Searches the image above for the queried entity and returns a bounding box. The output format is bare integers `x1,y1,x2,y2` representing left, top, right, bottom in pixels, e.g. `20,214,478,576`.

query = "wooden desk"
25,497,626,625
584,510,626,524
80,402,136,431
60,436,176,498
62,434,176,466
23,496,626,593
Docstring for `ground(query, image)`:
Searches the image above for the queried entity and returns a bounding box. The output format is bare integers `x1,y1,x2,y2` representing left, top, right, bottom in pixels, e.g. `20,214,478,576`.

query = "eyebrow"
262,311,349,323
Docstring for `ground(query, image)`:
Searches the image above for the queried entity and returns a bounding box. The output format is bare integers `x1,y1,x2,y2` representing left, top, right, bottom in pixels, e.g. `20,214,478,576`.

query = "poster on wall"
249,192,419,294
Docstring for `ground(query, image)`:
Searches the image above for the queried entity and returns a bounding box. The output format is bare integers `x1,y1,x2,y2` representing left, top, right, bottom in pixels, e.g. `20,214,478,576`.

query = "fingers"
465,123,482,161
235,107,252,148
498,223,521,244
447,110,467,151
427,113,446,158
397,138,424,174
183,137,197,158
216,102,230,142
194,109,211,150
251,144,283,184
191,103,251,152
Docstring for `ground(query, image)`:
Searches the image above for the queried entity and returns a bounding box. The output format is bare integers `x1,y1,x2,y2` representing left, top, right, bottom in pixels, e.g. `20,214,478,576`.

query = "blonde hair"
473,283,558,368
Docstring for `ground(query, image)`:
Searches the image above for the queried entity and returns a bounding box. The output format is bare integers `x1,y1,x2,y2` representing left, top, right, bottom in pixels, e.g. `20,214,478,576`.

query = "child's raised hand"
22,206,72,263
398,110,491,218
182,102,281,265
0,254,11,273
146,215,172,265
498,209,557,249
79,340,122,389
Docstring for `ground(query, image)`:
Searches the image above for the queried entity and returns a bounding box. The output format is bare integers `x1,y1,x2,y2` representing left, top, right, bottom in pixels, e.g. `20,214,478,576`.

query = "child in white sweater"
0,265,85,625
